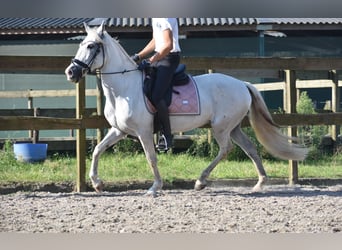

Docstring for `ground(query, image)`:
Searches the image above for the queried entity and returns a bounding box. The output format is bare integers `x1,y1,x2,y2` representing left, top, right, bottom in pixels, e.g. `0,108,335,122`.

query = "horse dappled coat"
65,23,307,197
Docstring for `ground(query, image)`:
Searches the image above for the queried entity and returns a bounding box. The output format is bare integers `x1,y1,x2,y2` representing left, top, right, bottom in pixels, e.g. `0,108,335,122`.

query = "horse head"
65,21,106,83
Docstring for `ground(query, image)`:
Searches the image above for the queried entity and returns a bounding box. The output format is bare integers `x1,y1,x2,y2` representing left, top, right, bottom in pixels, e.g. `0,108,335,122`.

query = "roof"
88,17,258,27
0,18,92,29
257,18,342,25
0,18,92,37
1,18,342,37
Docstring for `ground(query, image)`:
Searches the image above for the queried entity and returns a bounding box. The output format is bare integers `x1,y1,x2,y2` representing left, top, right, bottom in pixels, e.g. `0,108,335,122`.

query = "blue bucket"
13,143,48,163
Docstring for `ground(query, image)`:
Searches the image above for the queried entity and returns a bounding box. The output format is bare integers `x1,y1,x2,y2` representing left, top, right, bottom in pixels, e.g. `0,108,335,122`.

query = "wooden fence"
0,56,341,191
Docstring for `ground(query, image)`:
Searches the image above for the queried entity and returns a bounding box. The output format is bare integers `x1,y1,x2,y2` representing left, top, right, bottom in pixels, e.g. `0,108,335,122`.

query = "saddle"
143,63,200,114
143,64,200,134
143,64,190,106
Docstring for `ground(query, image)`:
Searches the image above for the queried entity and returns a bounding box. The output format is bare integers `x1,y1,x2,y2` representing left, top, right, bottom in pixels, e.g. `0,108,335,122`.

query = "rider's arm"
137,38,155,59
149,29,173,63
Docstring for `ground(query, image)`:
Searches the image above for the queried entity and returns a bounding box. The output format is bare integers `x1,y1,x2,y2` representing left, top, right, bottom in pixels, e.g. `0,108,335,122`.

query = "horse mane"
99,30,136,65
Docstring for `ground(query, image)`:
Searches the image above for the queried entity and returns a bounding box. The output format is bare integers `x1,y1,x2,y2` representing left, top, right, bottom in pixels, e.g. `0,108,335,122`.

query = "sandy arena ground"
1,184,342,233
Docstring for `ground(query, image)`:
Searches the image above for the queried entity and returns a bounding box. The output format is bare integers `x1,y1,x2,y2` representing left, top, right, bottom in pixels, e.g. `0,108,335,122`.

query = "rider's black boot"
155,100,173,151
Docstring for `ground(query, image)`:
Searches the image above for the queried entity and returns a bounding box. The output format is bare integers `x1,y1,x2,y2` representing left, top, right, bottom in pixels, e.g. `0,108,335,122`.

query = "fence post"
28,89,33,139
330,70,340,145
76,78,86,192
32,107,40,144
284,70,298,185
96,71,104,145
207,69,214,145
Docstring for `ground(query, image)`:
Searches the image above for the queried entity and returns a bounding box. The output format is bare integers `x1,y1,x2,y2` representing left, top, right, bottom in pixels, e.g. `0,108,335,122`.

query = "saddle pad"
145,75,200,115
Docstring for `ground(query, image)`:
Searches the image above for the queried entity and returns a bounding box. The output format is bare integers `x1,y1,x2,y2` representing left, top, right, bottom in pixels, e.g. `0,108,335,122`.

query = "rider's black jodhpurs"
151,53,180,137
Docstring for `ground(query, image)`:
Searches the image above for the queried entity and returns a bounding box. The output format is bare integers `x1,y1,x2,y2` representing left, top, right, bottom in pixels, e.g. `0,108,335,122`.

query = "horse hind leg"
231,126,267,192
195,128,233,191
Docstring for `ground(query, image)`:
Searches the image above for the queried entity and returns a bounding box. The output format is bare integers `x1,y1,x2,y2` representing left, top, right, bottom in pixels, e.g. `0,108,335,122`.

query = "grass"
1,142,342,184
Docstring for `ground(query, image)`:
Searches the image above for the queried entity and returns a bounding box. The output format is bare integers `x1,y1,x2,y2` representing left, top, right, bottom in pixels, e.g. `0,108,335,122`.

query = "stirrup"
156,134,170,152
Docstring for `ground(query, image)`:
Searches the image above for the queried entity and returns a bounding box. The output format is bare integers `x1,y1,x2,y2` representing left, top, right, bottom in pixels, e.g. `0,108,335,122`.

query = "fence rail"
0,110,341,130
0,89,98,98
1,56,341,191
2,55,342,73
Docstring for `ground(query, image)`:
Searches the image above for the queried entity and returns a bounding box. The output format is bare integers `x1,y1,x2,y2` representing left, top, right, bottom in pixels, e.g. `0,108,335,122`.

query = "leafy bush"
296,91,316,114
112,137,144,154
0,140,17,166
296,91,329,159
186,128,275,161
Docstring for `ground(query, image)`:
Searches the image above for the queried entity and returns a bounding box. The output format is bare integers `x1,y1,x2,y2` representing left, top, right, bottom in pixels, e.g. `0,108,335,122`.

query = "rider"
132,18,181,151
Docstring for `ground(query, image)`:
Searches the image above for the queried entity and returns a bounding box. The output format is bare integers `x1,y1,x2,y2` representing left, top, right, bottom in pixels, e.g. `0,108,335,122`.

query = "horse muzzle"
65,64,87,83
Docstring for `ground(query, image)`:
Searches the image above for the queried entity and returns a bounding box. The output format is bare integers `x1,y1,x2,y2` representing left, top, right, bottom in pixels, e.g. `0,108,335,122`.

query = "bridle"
71,41,104,75
71,40,139,76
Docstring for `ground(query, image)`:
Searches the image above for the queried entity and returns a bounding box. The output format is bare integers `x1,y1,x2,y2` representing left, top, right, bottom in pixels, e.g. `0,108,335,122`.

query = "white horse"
65,23,307,196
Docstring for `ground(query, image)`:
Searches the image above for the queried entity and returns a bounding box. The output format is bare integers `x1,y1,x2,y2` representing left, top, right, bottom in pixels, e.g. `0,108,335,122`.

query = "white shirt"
152,18,181,53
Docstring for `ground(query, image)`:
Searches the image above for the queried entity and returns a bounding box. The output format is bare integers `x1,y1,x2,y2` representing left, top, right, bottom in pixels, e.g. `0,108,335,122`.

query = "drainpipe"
256,24,272,57
258,30,265,57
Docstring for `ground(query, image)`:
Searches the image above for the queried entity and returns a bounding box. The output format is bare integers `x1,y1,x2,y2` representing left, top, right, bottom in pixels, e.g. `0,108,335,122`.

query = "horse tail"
245,82,308,161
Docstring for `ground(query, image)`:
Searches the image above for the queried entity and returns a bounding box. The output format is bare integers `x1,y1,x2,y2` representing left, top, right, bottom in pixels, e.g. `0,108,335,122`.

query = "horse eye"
87,44,95,49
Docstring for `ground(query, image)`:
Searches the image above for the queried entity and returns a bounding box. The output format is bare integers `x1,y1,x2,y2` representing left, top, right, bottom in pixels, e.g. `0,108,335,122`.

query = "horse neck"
102,38,136,75
99,39,141,96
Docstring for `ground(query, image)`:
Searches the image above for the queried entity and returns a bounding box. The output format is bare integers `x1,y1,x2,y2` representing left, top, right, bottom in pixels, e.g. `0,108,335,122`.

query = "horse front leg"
139,134,162,197
89,127,125,192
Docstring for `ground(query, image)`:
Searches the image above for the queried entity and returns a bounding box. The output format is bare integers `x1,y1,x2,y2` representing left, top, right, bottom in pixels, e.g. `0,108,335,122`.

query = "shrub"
296,91,329,159
0,140,17,166
112,137,144,154
296,91,316,114
186,128,275,161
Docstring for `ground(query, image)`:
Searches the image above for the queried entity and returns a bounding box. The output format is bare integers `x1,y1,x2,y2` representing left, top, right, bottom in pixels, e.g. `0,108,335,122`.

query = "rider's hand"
138,59,151,71
131,53,140,63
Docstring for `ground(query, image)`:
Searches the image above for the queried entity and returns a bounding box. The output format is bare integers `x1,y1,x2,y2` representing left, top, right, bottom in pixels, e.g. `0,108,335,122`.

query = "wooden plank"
76,78,86,192
82,116,110,128
0,116,81,130
181,57,342,71
0,113,341,131
253,82,284,91
0,116,110,130
296,79,333,89
330,70,340,142
272,113,342,126
0,108,98,118
0,89,97,98
96,73,105,144
2,56,342,73
284,70,298,185
218,69,280,79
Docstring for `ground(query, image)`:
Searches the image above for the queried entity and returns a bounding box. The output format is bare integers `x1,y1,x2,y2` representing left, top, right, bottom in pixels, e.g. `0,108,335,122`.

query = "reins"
90,68,139,75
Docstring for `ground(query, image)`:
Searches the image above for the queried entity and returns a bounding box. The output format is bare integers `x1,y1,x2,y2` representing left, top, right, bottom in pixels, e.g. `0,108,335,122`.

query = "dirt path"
1,185,342,233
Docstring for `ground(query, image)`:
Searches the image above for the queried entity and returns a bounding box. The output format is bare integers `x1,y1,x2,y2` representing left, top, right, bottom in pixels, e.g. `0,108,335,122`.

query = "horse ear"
97,21,106,37
84,22,91,33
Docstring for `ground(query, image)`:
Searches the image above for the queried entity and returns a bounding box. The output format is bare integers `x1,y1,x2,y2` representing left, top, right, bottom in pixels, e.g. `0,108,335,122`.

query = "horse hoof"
194,180,206,191
252,176,267,192
94,181,104,193
145,190,158,198
252,184,264,193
